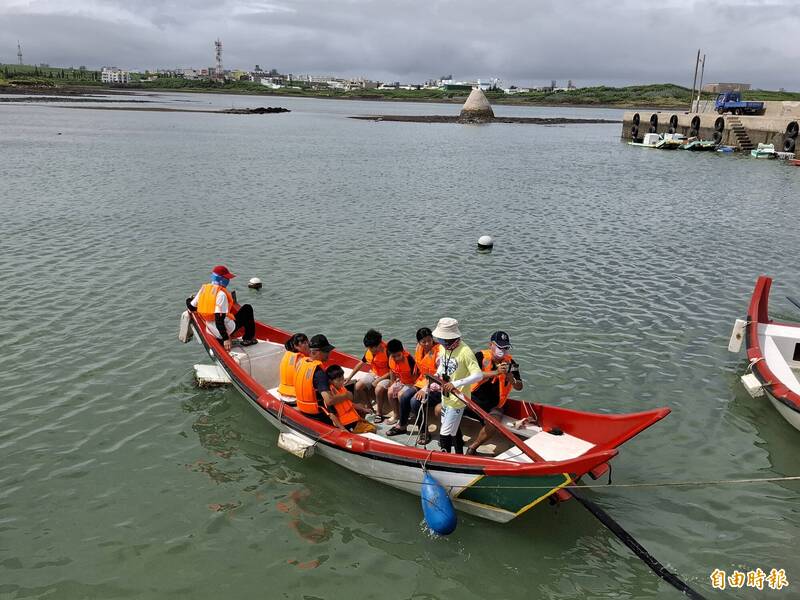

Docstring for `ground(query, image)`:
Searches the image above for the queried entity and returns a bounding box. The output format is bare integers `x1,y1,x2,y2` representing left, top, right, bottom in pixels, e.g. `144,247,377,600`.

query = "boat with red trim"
730,275,800,432
180,310,670,523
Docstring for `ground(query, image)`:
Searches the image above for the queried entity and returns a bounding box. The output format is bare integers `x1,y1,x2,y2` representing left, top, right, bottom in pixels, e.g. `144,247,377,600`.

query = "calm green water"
3,93,800,599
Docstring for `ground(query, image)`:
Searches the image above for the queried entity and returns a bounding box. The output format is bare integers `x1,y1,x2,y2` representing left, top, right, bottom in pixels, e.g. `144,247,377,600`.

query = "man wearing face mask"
430,317,483,454
186,265,258,351
465,330,524,455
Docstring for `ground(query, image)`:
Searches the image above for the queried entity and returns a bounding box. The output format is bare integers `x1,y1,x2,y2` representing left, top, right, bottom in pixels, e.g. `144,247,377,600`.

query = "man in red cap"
186,265,257,350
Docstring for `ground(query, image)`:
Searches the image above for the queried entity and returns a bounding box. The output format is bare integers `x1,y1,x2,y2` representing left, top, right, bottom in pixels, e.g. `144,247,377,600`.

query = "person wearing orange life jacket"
186,265,257,350
384,339,419,436
390,327,443,444
277,332,309,397
325,365,376,433
465,330,524,456
343,329,392,422
294,334,346,428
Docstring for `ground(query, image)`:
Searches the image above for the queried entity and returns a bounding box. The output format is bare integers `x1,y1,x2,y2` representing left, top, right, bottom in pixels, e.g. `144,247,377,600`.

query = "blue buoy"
420,471,457,535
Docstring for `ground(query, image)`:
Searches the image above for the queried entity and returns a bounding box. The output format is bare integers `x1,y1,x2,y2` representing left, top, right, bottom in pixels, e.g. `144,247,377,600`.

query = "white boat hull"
766,391,800,433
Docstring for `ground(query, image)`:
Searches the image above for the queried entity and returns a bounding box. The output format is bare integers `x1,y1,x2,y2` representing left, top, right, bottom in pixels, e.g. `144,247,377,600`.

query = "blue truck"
714,91,764,115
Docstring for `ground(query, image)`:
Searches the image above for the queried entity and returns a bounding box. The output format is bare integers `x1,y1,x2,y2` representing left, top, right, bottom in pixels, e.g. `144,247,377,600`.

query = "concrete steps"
727,116,755,151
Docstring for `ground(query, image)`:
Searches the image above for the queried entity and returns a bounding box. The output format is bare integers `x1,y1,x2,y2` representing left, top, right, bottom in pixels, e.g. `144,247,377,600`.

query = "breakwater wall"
621,101,800,156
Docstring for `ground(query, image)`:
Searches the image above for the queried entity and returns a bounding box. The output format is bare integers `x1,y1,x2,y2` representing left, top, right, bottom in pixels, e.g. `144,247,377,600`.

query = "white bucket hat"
432,317,462,340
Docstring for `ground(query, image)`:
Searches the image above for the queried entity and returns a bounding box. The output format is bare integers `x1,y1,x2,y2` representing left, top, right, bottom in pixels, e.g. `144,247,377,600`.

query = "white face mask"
492,346,507,359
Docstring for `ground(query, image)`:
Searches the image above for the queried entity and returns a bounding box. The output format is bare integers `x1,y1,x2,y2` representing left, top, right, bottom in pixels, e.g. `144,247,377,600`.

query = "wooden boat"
181,311,670,523
789,159,800,166
751,143,777,158
731,276,800,432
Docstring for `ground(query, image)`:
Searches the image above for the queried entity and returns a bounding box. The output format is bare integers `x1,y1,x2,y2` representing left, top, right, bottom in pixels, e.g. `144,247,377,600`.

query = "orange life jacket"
414,343,441,387
472,349,515,408
364,341,390,377
329,385,360,426
295,358,324,415
278,351,301,396
389,350,417,385
196,283,235,322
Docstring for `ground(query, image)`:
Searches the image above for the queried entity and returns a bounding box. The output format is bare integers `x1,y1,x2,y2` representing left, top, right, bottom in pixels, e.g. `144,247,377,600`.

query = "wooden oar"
426,374,544,463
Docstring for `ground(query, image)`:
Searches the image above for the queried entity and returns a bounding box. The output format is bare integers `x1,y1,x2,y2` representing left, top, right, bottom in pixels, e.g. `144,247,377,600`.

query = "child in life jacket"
326,365,376,434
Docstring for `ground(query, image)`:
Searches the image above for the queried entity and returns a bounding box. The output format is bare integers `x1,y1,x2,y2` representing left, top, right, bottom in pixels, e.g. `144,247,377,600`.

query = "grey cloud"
1,0,798,88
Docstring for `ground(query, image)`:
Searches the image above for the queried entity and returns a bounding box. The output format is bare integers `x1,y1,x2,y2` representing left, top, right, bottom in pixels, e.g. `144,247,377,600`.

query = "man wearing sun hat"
430,317,483,454
186,265,257,350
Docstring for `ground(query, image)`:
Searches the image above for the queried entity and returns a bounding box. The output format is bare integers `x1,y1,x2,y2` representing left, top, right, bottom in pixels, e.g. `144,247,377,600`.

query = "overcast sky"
1,0,799,89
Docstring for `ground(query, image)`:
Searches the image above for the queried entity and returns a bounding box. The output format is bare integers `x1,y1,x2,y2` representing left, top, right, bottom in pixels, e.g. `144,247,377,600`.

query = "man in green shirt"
431,317,483,454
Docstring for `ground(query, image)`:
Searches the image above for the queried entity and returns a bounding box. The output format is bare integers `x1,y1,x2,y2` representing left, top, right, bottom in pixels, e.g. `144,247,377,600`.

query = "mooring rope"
360,473,800,491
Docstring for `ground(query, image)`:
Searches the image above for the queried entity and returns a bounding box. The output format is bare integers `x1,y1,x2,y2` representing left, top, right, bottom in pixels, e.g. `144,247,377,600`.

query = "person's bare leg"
376,383,389,418
468,423,496,454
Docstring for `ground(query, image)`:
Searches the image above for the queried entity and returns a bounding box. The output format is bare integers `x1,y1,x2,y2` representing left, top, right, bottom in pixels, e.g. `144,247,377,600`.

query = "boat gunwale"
745,275,800,415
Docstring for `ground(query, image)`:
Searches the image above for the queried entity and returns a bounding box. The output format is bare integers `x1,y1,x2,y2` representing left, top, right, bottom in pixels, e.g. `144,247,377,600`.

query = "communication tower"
214,39,223,80
17,41,23,65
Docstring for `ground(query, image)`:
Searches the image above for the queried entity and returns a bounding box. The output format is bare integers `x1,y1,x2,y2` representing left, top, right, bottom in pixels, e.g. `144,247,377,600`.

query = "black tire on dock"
632,113,641,126
649,114,658,127
669,115,678,129
691,116,701,130
649,125,657,133
786,121,799,138
735,108,743,116
631,125,639,138
668,127,676,134
712,131,723,143
714,117,725,132
785,137,796,153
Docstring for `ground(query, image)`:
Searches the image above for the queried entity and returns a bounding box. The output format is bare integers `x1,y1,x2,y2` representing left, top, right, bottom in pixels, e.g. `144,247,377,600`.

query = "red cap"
212,265,236,279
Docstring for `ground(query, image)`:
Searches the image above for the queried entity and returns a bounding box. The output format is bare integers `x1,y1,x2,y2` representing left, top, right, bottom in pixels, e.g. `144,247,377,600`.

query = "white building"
101,67,129,84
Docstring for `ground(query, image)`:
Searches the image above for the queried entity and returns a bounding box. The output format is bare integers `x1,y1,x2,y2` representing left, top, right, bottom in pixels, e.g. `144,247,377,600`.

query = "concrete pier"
621,101,800,156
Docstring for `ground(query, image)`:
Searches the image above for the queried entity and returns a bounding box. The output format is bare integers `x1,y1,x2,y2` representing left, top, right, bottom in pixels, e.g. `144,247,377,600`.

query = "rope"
357,473,800,491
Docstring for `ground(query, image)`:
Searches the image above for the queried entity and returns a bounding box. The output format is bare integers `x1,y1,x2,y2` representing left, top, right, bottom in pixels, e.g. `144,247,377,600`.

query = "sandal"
417,432,431,446
240,338,258,346
372,414,385,424
386,426,407,437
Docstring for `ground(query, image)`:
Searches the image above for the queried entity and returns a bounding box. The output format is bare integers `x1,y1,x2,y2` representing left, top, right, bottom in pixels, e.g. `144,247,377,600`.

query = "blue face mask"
211,273,230,287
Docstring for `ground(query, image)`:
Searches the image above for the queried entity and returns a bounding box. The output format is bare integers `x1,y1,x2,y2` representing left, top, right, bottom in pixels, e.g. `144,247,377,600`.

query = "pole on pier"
696,54,706,112
690,48,700,112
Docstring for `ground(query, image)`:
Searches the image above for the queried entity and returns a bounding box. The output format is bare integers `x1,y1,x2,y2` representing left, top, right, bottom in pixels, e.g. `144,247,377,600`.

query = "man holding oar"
431,318,483,454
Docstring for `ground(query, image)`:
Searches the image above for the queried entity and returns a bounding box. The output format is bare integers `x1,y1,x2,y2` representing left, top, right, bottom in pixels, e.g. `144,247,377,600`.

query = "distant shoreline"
0,84,689,111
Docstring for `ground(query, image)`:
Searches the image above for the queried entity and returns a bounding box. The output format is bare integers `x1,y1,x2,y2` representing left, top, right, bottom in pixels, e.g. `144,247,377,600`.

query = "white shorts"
439,405,465,436
360,373,390,391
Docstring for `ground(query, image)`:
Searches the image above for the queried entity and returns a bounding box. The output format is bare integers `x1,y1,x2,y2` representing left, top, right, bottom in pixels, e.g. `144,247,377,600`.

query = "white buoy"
477,235,494,251
248,277,262,290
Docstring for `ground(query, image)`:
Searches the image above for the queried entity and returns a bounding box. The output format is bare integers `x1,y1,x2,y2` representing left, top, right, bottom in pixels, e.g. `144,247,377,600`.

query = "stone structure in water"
459,88,494,123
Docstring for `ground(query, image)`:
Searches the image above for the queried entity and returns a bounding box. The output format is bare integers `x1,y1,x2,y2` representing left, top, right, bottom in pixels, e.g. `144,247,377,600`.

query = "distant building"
101,67,130,84
702,82,751,93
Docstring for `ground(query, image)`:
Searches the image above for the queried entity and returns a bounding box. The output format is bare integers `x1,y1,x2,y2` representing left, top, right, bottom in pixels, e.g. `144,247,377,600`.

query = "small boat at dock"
181,311,670,523
682,139,718,151
730,276,800,432
751,143,777,158
655,133,685,150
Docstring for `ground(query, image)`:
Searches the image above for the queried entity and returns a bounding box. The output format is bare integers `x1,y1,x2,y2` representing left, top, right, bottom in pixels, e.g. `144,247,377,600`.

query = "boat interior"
758,323,800,394
216,339,598,463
